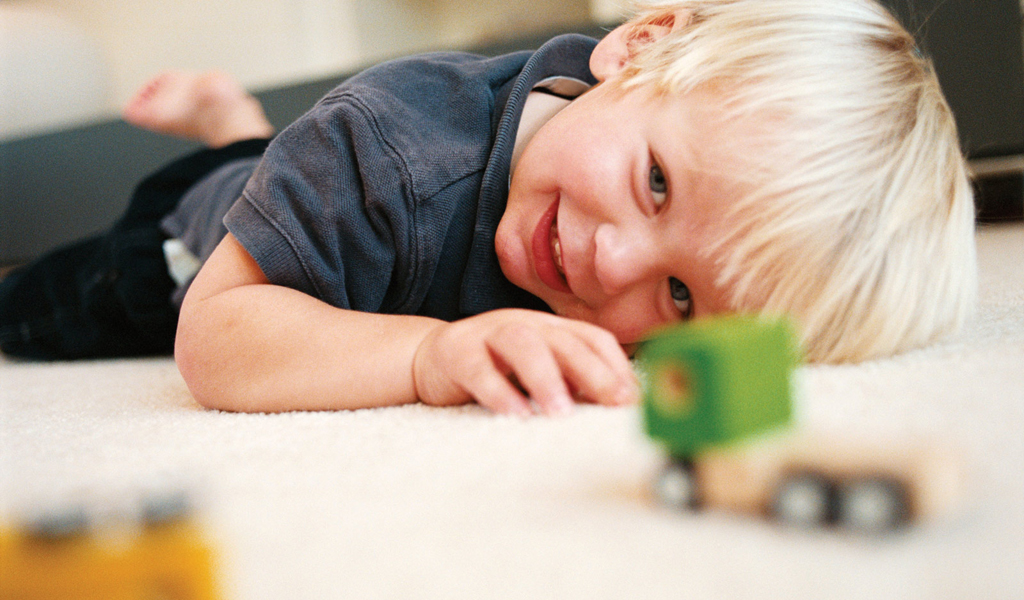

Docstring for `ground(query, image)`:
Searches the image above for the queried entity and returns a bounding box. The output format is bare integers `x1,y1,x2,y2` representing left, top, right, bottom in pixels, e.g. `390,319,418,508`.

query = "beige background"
2,0,603,138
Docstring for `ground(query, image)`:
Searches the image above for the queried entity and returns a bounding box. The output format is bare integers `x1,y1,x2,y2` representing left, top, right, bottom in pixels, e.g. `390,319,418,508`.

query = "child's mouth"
532,198,572,293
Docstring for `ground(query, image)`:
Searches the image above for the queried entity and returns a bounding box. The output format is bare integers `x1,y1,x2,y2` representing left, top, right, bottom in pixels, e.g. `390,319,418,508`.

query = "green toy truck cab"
640,315,797,459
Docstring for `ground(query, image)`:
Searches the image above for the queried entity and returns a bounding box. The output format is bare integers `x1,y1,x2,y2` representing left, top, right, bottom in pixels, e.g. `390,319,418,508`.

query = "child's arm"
175,234,638,415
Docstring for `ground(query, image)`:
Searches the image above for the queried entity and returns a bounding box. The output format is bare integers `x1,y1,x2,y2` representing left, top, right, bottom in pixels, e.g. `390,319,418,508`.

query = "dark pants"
0,138,270,360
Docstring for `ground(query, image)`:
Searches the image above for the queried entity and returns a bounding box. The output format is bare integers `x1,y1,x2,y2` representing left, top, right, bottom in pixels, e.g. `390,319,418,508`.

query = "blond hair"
616,0,977,362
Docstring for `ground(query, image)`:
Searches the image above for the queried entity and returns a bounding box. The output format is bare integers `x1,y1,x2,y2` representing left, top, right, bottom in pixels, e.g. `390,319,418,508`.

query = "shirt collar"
461,34,599,315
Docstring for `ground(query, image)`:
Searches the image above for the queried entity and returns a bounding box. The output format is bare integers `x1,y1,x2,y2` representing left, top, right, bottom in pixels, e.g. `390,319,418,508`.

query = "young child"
0,0,976,417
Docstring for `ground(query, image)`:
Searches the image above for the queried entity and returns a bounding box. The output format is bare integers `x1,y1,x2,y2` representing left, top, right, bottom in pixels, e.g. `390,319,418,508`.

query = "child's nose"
593,223,658,296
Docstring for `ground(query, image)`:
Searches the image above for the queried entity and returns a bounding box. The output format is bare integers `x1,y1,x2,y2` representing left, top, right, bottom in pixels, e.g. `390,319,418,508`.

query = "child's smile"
532,197,571,294
496,81,757,345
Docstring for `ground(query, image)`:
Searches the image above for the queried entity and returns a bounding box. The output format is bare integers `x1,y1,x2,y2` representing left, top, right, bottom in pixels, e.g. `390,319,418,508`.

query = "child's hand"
412,309,639,416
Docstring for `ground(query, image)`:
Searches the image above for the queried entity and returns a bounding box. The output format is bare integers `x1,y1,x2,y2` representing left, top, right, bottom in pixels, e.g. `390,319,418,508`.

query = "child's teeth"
550,213,565,278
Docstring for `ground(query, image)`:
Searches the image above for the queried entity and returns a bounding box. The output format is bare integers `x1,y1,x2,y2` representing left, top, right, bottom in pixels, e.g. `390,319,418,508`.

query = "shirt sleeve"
225,90,414,312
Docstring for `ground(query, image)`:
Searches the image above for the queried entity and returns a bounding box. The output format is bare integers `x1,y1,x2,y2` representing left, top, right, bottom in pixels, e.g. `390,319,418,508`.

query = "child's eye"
669,277,693,319
649,164,668,208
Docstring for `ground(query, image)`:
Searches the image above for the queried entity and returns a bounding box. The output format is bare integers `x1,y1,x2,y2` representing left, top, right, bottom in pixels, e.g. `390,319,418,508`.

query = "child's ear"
590,9,692,82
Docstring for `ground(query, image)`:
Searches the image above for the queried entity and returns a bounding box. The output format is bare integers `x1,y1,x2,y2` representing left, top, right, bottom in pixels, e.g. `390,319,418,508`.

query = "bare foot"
122,70,274,148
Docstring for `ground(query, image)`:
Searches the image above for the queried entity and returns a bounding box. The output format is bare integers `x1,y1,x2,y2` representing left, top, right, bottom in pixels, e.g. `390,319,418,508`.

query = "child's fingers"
549,332,638,407
414,322,531,415
485,325,575,416
484,321,636,413
561,319,635,375
462,365,534,417
413,309,638,416
557,321,639,404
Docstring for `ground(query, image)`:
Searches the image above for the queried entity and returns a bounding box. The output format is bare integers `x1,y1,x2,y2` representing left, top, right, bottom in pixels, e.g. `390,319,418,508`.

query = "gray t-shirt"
161,34,598,319
160,157,258,305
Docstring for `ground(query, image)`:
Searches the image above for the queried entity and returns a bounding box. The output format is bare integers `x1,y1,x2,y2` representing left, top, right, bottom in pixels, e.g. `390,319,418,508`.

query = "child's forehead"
552,78,780,182
640,85,779,176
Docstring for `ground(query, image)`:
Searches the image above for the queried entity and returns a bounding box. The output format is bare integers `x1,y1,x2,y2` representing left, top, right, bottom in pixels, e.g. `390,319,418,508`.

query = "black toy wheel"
772,473,835,527
655,460,699,510
836,477,909,532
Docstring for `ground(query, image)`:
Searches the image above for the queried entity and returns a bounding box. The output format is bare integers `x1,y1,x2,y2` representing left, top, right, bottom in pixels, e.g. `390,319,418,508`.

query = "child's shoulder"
318,48,529,108
317,33,597,109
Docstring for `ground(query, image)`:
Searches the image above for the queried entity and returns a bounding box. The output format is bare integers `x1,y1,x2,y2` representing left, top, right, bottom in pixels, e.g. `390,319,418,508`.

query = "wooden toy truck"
637,316,963,532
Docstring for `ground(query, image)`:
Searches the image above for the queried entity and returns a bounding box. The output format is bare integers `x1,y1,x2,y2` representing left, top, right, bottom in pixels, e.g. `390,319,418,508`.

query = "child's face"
496,82,752,346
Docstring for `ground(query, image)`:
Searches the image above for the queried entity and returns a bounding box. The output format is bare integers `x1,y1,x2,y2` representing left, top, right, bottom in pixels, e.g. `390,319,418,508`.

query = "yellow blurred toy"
0,491,221,600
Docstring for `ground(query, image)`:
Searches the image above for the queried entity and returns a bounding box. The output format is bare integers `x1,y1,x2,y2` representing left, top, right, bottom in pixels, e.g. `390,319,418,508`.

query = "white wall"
1,5,112,138
2,0,596,139
10,0,364,111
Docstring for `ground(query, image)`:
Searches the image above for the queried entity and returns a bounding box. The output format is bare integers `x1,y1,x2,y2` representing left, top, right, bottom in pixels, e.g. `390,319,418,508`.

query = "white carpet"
2,222,1022,600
